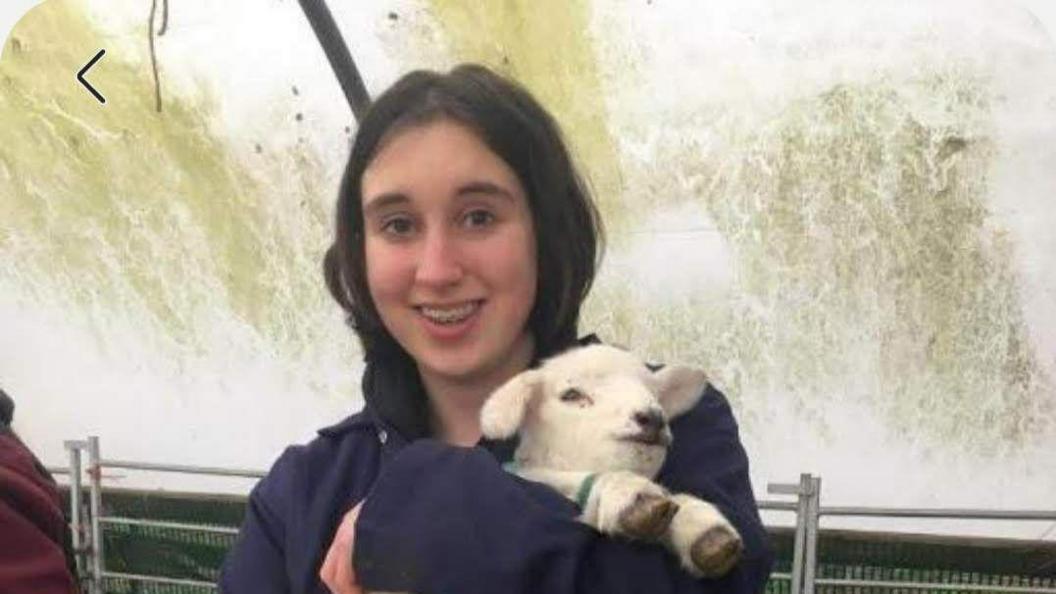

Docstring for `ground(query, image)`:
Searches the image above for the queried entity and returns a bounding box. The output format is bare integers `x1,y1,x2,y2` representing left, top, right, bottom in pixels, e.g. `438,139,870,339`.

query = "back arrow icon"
78,49,106,104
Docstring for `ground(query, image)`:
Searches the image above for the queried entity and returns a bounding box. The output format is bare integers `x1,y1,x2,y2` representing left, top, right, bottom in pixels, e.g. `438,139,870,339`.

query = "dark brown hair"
323,64,604,362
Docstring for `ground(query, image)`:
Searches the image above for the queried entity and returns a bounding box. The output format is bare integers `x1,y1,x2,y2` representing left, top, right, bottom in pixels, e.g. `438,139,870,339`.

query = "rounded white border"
0,0,42,49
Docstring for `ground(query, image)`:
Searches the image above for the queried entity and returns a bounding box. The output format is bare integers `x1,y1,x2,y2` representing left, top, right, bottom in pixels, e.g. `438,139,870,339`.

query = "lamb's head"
480,344,709,476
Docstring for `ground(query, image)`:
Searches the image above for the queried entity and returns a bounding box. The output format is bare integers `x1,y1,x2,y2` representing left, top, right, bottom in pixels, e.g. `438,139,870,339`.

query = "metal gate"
51,437,1056,593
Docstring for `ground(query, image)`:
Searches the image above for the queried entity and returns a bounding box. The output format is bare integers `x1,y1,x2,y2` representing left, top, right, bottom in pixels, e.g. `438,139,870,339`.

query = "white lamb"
480,343,744,578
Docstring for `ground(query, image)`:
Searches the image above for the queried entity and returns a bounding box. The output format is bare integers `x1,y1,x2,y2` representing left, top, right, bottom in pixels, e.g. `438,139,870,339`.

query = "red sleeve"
0,432,79,594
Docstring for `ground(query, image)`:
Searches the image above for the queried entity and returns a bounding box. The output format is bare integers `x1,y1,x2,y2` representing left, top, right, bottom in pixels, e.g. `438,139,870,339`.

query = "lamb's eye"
560,388,586,403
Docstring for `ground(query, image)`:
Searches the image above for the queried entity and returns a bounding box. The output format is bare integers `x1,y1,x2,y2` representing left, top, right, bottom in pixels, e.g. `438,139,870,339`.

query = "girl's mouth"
416,300,484,325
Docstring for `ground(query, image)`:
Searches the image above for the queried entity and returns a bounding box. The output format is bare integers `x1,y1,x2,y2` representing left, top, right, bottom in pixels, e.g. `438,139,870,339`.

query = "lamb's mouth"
617,433,671,448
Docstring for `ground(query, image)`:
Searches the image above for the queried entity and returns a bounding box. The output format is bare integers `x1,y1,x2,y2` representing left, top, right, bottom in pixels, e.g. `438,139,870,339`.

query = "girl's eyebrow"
364,181,515,217
456,180,515,201
363,192,409,218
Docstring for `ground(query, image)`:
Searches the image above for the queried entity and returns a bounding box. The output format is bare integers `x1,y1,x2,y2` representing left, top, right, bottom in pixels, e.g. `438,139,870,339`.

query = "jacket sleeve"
0,432,80,594
218,451,294,594
353,385,773,594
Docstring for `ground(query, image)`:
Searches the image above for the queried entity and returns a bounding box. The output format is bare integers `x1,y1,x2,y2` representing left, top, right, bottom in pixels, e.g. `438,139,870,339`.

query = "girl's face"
361,119,538,387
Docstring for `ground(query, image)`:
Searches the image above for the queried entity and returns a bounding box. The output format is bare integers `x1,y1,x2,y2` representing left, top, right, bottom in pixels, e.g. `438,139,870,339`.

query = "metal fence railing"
55,438,1056,594
760,474,1056,594
62,437,265,594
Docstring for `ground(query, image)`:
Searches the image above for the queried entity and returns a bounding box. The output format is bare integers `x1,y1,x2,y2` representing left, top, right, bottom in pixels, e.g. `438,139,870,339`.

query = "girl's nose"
415,229,464,286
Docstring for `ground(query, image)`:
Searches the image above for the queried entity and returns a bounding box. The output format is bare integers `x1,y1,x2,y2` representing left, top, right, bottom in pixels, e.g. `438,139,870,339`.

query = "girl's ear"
653,365,709,420
480,370,544,439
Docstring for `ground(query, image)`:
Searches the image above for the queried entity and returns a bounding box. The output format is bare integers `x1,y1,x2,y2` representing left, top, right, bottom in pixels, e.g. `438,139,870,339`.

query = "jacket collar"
319,334,603,455
316,410,373,437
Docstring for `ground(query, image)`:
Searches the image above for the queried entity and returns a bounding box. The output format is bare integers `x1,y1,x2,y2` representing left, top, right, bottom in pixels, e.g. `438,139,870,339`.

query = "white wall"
1,0,1052,538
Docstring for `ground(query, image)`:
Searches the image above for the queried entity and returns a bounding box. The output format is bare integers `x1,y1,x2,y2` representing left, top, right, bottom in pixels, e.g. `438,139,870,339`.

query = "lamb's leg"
662,493,743,578
517,468,677,541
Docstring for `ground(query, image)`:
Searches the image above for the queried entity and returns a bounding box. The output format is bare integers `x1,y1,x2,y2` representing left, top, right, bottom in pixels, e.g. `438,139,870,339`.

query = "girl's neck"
420,333,535,447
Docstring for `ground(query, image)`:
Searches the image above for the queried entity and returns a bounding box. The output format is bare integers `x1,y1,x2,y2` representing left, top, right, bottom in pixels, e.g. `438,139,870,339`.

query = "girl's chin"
417,353,487,383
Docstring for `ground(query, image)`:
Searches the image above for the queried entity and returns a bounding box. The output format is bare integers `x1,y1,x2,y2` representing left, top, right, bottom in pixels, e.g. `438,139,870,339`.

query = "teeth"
419,301,479,324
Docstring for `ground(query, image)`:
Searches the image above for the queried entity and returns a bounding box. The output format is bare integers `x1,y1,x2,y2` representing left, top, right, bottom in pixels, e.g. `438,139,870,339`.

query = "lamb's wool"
481,344,744,578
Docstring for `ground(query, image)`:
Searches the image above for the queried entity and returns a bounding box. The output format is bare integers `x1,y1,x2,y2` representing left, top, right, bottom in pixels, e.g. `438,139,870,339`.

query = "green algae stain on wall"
728,80,1047,447
426,0,627,232
0,0,331,355
584,73,1049,451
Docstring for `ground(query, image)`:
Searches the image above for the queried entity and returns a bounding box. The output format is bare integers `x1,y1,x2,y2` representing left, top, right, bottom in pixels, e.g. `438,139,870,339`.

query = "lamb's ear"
480,369,544,439
652,365,709,420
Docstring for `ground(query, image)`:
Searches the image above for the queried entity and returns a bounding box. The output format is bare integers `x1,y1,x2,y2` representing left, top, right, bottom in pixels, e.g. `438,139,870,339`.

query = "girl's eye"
381,217,414,236
463,209,495,228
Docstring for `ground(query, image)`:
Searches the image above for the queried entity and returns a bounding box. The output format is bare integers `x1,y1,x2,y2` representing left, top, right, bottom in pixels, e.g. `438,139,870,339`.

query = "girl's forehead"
361,119,524,205
368,120,488,171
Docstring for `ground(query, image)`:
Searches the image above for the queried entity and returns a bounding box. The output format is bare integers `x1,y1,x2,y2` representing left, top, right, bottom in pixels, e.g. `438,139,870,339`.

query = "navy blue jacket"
219,342,773,593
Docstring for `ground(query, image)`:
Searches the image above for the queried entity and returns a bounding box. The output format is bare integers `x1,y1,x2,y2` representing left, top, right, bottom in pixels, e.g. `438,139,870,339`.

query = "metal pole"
813,578,1056,594
767,476,815,594
101,516,241,535
803,475,821,594
819,507,1056,520
64,440,86,582
100,458,265,478
790,473,811,594
87,436,104,594
296,0,371,121
101,570,220,590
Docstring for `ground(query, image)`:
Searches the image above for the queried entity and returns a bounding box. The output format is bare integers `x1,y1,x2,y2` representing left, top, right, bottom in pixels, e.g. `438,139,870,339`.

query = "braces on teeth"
420,302,477,323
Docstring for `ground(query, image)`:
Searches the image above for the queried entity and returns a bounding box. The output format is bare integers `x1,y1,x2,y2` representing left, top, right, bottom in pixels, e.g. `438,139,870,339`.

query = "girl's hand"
319,501,366,594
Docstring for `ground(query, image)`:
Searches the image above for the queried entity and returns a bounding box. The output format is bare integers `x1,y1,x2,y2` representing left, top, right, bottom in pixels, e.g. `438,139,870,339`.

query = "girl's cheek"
365,243,408,297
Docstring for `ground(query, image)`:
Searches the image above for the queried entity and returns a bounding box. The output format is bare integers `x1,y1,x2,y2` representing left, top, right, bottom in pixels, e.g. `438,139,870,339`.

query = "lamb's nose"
633,409,665,434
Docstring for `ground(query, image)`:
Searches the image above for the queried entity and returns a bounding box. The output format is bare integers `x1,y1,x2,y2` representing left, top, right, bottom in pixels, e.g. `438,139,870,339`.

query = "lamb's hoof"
690,526,743,577
618,493,679,541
